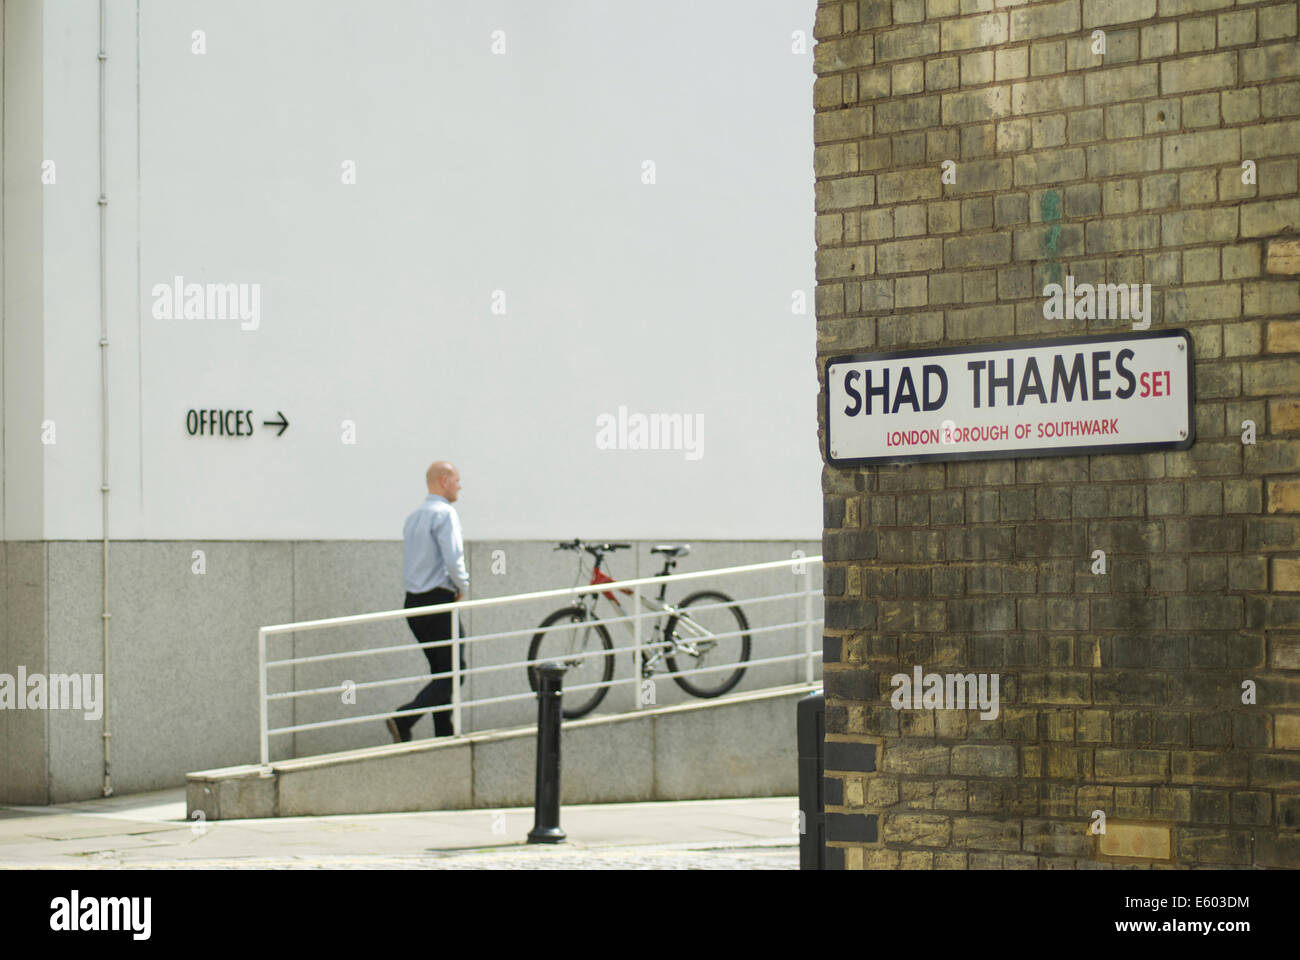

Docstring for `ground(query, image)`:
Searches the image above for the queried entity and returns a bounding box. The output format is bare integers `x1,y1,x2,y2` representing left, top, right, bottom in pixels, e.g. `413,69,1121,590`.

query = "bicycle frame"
574,553,721,669
532,541,757,716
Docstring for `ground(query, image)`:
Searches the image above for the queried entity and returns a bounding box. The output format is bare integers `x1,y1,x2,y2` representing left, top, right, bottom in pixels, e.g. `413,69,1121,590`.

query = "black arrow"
262,411,289,436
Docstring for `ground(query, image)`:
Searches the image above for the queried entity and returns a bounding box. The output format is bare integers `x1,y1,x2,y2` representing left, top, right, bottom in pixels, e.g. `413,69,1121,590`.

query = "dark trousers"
395,587,462,738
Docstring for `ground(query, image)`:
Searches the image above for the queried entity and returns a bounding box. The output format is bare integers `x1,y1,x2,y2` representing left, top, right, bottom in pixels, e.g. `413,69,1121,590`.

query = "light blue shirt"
402,494,469,594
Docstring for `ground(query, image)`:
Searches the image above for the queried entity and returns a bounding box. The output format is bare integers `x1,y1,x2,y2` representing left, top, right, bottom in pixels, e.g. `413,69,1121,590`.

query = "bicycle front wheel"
664,590,751,698
527,606,614,719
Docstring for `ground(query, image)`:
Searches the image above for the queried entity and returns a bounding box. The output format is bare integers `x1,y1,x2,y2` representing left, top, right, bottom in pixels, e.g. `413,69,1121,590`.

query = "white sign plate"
826,330,1195,465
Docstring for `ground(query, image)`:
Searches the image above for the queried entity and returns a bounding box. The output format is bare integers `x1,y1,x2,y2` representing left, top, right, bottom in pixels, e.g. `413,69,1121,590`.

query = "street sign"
826,330,1194,466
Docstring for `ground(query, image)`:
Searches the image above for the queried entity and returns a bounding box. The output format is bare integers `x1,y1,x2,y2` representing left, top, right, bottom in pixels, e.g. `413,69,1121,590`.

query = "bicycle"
525,539,753,719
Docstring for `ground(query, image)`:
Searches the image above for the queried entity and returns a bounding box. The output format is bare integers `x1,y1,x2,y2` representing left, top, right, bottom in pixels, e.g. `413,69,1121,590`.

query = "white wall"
3,0,45,539
33,0,820,541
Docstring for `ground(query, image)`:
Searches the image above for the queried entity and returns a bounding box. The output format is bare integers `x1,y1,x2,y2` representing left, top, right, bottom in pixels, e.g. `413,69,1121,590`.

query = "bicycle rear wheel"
527,606,615,719
664,590,751,698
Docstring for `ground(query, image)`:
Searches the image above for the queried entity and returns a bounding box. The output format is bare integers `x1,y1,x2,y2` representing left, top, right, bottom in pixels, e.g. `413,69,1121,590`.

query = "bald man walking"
387,461,470,742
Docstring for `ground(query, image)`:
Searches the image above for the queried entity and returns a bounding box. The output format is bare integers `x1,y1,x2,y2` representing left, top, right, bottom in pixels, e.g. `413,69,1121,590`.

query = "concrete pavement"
0,789,800,869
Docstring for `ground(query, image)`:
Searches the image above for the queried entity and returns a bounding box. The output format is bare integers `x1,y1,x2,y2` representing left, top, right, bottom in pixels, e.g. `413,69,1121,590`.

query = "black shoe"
386,718,411,743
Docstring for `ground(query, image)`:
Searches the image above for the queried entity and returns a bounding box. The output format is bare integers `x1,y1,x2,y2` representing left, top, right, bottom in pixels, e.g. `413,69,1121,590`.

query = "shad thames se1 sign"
826,330,1194,466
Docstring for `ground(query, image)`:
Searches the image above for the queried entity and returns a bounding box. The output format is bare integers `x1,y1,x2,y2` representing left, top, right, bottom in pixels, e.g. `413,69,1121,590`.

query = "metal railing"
256,555,824,766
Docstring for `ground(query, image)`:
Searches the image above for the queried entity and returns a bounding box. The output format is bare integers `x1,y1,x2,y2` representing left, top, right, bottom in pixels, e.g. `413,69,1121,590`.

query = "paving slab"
0,788,801,869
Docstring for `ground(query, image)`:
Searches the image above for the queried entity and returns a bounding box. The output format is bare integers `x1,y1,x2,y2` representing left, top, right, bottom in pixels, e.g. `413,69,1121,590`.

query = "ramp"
187,683,816,819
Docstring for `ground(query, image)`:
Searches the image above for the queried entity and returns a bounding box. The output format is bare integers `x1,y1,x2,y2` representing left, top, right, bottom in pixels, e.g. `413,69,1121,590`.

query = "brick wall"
815,0,1300,868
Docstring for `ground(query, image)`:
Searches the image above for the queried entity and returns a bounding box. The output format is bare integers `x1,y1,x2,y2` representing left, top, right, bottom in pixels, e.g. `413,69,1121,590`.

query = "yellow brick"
1267,321,1300,352
1250,285,1300,320
1254,440,1300,474
1010,0,1080,42
862,848,896,869
1271,480,1300,513
1277,714,1300,749
1098,823,1173,859
844,776,865,806
866,775,900,806
847,702,866,727
1268,239,1300,275
1245,358,1300,394
847,565,862,600
1161,51,1236,95
941,13,1009,52
1273,399,1300,432
995,47,1028,80
1276,557,1300,592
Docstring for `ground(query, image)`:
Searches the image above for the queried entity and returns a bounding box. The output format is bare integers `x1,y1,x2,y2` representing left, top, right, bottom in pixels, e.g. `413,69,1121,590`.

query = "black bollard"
527,661,567,843
797,691,826,869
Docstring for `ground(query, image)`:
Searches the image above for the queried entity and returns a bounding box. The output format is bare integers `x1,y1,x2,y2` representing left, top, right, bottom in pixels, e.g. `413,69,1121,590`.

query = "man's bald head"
426,461,462,502
426,461,453,488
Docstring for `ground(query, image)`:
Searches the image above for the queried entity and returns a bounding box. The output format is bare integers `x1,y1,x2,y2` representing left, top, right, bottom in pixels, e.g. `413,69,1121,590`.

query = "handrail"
259,556,817,635
267,616,813,695
257,554,823,765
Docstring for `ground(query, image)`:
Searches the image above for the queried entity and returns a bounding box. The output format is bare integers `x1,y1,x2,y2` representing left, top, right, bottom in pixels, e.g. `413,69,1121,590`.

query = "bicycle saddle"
650,544,691,558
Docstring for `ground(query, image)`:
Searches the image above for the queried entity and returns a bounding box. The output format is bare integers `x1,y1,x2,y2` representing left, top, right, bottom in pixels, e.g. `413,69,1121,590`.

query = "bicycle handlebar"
555,539,631,554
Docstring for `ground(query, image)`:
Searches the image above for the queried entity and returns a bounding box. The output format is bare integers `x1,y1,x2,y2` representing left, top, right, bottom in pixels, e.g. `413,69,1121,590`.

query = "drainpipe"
97,0,113,797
